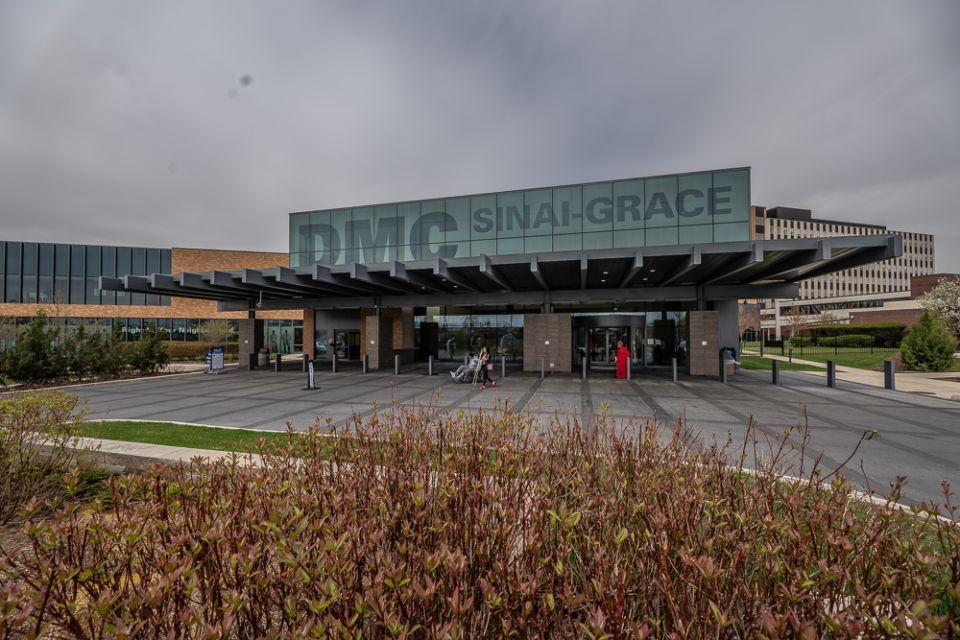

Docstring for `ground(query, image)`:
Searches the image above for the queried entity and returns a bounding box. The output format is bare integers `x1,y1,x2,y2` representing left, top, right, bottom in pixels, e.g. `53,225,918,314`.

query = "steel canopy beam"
619,251,644,288
478,254,512,291
660,247,702,286
434,258,477,292
390,261,445,292
349,262,410,294
530,258,548,290
580,255,588,289
703,243,765,285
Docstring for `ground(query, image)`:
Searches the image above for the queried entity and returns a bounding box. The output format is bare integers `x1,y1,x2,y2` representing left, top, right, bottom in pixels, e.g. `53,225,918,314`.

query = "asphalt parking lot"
67,364,960,507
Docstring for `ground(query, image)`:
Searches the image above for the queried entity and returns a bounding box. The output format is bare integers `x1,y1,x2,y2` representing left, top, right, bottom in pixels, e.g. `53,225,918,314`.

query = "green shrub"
817,334,874,347
787,336,811,347
2,405,958,636
900,311,958,372
0,391,94,524
810,323,906,347
126,325,170,374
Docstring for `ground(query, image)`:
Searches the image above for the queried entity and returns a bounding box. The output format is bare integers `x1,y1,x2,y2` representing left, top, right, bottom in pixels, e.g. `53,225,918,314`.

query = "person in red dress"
615,340,630,379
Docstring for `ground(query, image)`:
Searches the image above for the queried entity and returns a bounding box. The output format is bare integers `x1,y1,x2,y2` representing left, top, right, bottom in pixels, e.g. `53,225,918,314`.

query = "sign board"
211,346,225,372
290,167,750,266
307,359,316,389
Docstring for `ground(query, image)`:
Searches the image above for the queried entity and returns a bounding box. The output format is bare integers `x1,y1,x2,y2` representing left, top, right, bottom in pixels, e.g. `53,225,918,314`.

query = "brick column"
238,318,264,369
688,310,719,377
522,313,572,373
364,313,393,370
302,309,315,359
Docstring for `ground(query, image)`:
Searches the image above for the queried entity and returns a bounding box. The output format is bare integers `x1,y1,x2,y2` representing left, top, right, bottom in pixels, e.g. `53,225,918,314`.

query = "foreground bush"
0,391,94,524
901,310,958,372
2,405,959,637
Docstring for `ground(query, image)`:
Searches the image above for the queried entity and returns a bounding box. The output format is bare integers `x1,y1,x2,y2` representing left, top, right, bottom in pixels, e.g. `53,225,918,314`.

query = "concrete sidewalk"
743,351,960,401
78,435,260,473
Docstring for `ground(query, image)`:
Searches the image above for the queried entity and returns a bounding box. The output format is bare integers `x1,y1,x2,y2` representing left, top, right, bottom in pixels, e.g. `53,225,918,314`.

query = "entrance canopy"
100,235,901,311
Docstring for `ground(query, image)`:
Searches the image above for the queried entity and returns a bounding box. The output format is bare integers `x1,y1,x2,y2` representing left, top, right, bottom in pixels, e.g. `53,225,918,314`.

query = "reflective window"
22,243,38,303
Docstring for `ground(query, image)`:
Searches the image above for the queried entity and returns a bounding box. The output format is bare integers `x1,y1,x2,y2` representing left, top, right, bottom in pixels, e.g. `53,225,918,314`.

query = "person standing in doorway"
479,345,496,389
615,340,630,379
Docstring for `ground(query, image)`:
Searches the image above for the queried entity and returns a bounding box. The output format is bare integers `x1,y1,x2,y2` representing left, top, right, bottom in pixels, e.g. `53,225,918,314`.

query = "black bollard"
884,359,895,390
827,360,836,388
772,359,780,385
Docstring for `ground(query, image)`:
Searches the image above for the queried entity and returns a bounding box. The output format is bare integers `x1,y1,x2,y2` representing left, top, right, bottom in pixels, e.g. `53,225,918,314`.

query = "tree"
5,311,61,382
900,311,957,372
920,277,960,339
200,319,237,346
738,302,759,340
127,325,170,375
783,305,808,340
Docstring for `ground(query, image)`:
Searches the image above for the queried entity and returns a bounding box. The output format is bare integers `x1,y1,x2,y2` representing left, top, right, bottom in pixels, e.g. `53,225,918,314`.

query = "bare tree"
783,305,808,339
738,302,760,340
200,319,237,346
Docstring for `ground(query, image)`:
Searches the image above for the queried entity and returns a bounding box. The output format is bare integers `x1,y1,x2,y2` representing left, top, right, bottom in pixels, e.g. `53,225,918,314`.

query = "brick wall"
849,308,923,326
522,314,572,373
689,311,720,377
911,273,960,299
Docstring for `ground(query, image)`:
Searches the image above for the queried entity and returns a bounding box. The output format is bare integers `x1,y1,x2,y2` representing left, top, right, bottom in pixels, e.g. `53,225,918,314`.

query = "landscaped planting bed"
1,395,958,637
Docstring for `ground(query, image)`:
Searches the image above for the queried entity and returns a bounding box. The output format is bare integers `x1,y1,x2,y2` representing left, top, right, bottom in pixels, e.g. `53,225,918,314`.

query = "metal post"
249,353,257,370
394,354,400,375
463,354,468,366
501,355,506,378
721,357,728,384
362,354,369,374
884,359,895,390
331,354,337,373
540,356,545,380
581,356,587,381
771,359,780,385
788,348,793,363
672,357,678,382
275,353,281,372
302,353,309,373
760,340,764,357
305,359,316,390
826,360,836,388
626,357,631,380
428,355,434,376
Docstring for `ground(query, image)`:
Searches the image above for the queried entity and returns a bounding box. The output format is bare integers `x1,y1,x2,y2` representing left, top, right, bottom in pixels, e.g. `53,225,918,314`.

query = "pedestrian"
615,340,630,379
478,345,496,389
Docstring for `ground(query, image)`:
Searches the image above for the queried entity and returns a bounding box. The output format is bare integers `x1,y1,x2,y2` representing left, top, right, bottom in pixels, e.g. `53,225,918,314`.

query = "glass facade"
0,241,172,306
289,168,750,267
415,307,530,362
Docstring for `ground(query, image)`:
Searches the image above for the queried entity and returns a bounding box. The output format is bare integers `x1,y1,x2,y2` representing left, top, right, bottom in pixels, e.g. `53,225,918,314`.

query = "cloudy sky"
2,1,959,269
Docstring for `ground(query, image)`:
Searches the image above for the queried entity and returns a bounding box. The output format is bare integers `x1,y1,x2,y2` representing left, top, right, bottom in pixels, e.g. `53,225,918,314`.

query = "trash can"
257,349,268,367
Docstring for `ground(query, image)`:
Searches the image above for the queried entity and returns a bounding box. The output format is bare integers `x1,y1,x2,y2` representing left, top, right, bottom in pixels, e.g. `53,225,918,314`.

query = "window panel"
553,186,582,236
21,243,38,303
116,247,131,306
308,210,332,266
445,197,470,242
711,169,749,224
524,189,553,237
613,180,644,231
496,192,524,239
677,172,713,227
582,231,613,250
524,236,552,253
330,209,351,265
552,233,581,252
496,237,523,255
470,240,497,257
582,183,613,232
130,247,145,305
645,226,679,246
613,229,645,248
470,195,496,241
713,222,749,243
70,245,85,304
679,224,713,244
644,176,678,229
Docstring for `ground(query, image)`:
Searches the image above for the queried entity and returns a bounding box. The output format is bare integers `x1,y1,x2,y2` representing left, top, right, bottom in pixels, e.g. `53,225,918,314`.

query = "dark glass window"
101,246,116,305
146,248,161,306
0,243,5,301
155,317,171,340
131,247,146,305
70,245,85,304
54,244,70,305
22,243,38,303
116,247,131,306
85,245,101,305
171,318,186,340
38,244,54,303
159,250,172,306
5,242,22,303
185,318,199,341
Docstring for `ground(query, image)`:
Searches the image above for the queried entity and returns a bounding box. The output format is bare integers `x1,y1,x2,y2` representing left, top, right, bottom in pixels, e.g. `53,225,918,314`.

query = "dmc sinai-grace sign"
291,168,749,265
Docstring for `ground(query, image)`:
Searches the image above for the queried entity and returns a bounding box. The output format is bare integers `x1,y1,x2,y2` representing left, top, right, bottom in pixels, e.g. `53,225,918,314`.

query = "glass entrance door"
587,327,630,368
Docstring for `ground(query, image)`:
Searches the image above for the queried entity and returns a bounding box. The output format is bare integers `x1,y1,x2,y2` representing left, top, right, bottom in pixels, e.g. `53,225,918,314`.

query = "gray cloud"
1,0,958,269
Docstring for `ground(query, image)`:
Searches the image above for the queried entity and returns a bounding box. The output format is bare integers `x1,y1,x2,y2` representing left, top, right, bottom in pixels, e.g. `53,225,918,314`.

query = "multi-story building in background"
0,241,304,352
749,206,936,338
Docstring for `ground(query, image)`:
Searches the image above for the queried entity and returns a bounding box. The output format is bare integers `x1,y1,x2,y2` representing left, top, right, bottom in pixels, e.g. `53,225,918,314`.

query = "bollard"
721,358,728,384
464,354,468,366
501,356,506,379
362,354,369,374
581,356,587,381
302,353,309,373
275,353,282,372
540,356,545,380
826,360,836,388
394,354,400,375
672,357,678,382
771,359,780,385
788,348,793,364
626,357,631,380
760,341,764,357
248,353,257,370
331,354,337,373
884,359,895,390
428,355,434,376
304,359,317,390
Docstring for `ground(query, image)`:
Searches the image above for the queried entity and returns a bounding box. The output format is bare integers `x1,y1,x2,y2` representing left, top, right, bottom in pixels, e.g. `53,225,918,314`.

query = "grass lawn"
738,355,820,372
78,420,297,453
783,349,899,369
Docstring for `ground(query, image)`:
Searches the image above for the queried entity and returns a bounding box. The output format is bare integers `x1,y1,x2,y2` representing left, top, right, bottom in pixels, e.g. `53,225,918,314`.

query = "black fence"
745,338,896,356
